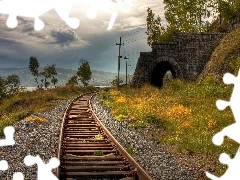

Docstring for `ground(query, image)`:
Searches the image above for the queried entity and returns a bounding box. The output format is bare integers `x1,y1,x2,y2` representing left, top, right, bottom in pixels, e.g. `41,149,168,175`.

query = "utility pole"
116,37,123,91
124,56,129,85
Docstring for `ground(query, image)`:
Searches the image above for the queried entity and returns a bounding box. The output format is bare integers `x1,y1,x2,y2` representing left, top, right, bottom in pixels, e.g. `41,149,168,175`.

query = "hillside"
0,68,127,87
199,26,240,81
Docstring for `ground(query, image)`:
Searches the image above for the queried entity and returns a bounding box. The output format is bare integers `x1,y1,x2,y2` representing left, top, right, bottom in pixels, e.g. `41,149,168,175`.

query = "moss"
200,26,240,81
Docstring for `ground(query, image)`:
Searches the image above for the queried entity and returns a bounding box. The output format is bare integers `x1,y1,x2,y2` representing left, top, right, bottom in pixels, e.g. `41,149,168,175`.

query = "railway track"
56,93,152,180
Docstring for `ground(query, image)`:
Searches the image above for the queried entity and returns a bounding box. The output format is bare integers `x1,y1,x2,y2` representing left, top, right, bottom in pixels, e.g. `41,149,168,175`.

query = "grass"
126,144,135,157
0,85,97,135
98,79,237,177
200,26,240,80
93,150,104,156
25,115,47,125
94,133,103,140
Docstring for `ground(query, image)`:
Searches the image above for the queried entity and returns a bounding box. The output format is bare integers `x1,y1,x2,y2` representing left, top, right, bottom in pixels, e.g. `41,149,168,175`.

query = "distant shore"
24,87,37,91
22,86,110,92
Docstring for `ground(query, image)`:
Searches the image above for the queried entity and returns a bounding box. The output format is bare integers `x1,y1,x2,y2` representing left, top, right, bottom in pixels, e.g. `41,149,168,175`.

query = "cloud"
16,17,35,33
28,32,48,40
0,1,162,73
50,28,77,45
107,0,165,31
49,27,89,47
0,37,22,45
111,15,146,31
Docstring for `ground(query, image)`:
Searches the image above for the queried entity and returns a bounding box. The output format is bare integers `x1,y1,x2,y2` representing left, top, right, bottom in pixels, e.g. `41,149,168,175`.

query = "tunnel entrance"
151,61,176,87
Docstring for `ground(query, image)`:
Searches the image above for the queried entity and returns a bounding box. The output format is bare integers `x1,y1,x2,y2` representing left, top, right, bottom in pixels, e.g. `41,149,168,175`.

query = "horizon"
0,66,132,74
0,1,165,74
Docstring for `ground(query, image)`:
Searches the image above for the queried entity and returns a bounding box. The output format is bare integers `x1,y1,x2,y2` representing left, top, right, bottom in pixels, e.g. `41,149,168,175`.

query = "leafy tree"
29,56,40,86
0,74,20,99
0,75,6,99
146,1,221,44
76,60,92,87
5,74,20,94
40,64,58,88
28,56,58,89
66,75,78,85
110,76,123,87
51,76,58,87
29,56,39,76
210,0,236,29
201,0,240,31
164,0,211,33
146,7,165,46
233,0,240,12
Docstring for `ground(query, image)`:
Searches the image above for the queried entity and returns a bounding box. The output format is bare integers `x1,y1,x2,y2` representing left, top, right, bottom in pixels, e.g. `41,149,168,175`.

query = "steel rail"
89,94,152,180
55,93,85,178
55,92,152,180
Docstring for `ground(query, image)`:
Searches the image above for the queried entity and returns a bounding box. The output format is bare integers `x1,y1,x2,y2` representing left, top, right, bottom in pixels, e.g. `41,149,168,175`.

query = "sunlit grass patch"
98,80,236,158
164,104,192,121
0,85,98,135
25,115,47,125
115,114,127,120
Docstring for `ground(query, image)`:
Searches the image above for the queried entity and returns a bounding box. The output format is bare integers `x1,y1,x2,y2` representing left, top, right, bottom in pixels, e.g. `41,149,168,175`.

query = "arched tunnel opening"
151,61,176,87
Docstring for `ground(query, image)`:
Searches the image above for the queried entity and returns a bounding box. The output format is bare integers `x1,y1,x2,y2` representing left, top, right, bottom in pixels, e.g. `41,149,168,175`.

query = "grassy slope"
95,17,240,179
0,85,97,135
99,81,237,178
200,26,240,81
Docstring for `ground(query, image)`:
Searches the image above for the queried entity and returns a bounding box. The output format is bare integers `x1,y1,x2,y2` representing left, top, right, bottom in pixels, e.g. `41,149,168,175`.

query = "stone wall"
131,32,225,87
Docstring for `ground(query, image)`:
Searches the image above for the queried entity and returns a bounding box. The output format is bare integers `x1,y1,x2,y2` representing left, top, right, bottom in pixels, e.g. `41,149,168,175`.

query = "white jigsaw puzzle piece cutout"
24,155,60,180
0,126,15,146
211,70,240,146
0,160,8,171
206,147,240,179
13,172,24,180
206,69,240,179
85,0,122,30
0,161,24,180
0,0,80,31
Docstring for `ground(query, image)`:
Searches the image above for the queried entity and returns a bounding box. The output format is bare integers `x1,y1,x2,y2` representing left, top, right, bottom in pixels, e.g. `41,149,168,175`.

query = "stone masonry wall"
131,32,225,87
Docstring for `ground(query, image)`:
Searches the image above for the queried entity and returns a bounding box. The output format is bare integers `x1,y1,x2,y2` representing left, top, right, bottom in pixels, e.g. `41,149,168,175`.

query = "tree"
0,75,6,99
76,60,92,87
146,7,165,46
66,75,78,85
51,76,58,87
41,64,58,89
28,56,58,89
0,74,20,99
146,1,219,44
29,56,39,76
163,0,211,33
197,0,240,31
210,0,235,28
110,76,123,87
29,56,40,86
5,74,20,94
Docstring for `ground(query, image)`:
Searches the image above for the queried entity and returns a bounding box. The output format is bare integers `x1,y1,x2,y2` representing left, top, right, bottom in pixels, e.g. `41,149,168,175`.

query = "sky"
0,0,165,74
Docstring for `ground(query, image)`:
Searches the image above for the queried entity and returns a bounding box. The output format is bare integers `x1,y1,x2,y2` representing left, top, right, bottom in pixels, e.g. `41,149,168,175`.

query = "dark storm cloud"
49,28,79,46
0,0,161,72
17,17,34,32
0,37,22,46
28,32,47,40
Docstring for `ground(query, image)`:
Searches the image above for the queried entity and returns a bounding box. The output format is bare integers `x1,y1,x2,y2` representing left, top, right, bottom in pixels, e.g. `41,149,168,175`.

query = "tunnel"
151,61,176,87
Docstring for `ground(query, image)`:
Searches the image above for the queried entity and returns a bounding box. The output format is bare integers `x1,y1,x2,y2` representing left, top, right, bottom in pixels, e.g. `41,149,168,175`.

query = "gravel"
0,94,202,180
90,95,202,180
0,99,73,180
